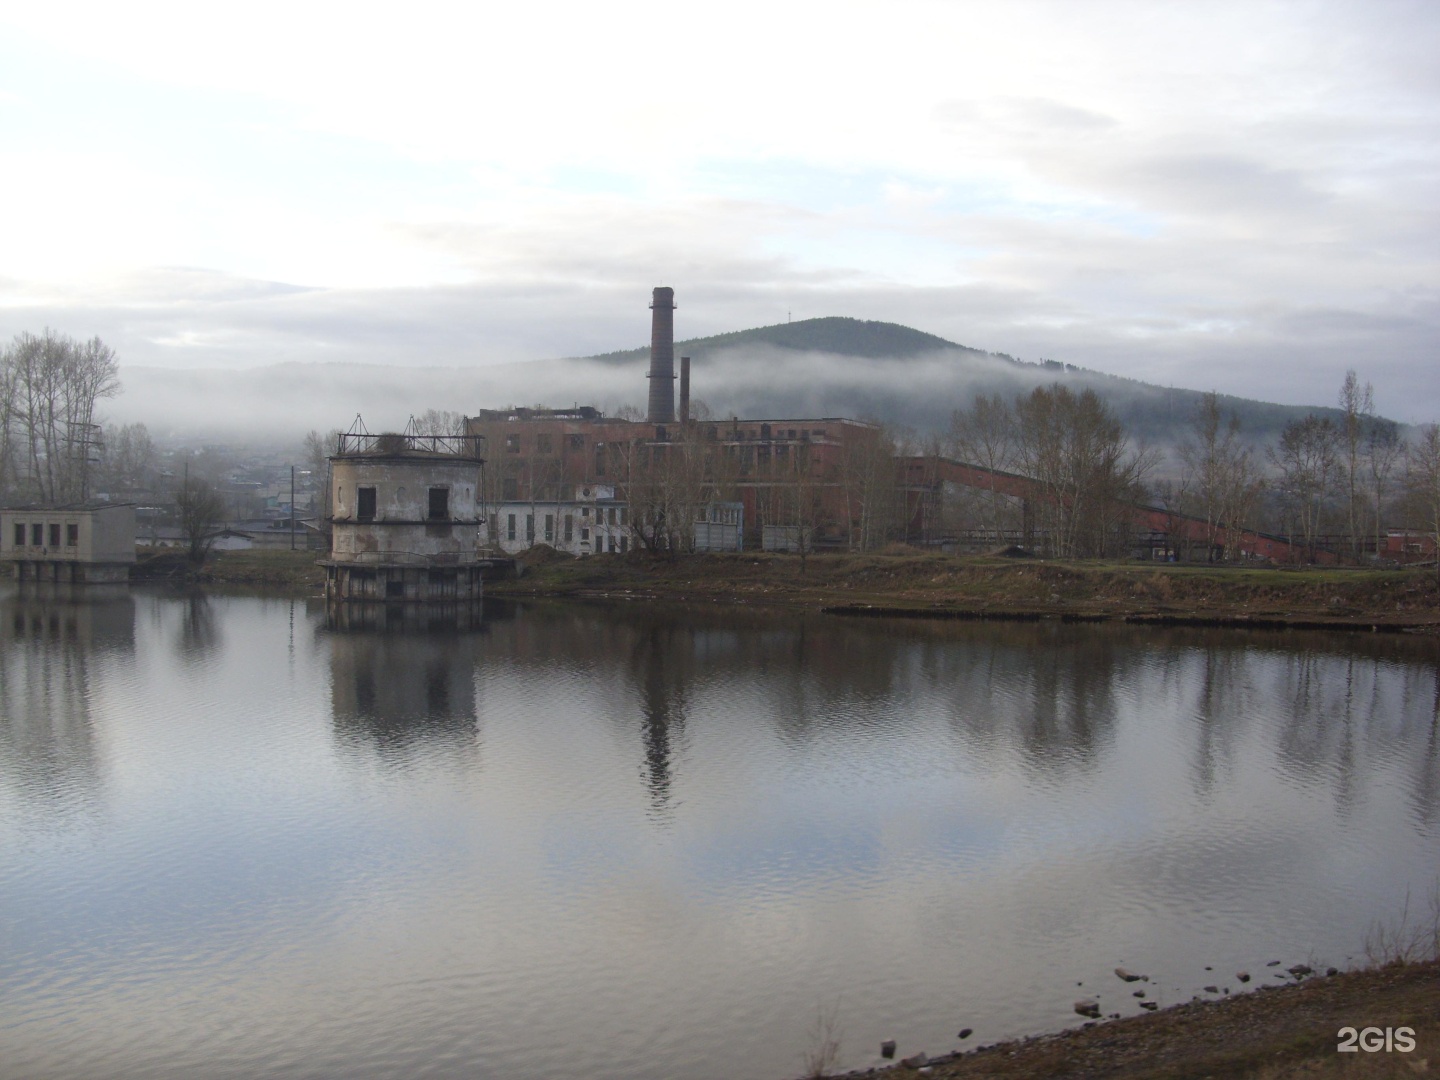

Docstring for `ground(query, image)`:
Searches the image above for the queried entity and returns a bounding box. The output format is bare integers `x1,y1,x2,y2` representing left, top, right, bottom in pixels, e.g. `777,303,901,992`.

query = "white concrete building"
1,503,136,583
484,485,632,556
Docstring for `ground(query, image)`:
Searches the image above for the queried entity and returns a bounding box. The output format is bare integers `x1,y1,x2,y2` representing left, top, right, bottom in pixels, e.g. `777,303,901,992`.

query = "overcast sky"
1,1,1436,422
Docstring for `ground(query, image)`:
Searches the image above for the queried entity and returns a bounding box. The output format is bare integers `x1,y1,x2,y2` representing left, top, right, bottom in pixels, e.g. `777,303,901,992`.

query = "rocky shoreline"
825,960,1439,1079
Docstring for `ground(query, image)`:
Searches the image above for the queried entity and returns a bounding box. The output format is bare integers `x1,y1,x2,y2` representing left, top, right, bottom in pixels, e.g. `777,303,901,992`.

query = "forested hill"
577,316,1357,449
113,316,1371,450
588,316,998,365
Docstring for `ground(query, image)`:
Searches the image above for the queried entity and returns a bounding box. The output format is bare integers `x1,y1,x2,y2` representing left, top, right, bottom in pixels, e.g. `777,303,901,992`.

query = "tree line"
948,370,1440,569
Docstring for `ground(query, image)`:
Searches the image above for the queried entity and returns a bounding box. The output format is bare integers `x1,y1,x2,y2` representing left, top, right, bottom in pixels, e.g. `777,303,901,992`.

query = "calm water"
1,585,1437,1080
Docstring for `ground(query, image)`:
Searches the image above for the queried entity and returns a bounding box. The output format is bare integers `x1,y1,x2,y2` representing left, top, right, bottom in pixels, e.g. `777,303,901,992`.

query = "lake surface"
1,585,1437,1080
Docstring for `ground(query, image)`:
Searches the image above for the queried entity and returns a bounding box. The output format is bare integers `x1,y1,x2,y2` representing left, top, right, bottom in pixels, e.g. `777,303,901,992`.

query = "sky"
1,0,1437,423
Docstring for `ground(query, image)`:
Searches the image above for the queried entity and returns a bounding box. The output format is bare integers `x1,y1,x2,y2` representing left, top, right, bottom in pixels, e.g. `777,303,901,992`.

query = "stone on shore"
881,1039,897,1059
1075,1000,1101,1018
1115,967,1143,982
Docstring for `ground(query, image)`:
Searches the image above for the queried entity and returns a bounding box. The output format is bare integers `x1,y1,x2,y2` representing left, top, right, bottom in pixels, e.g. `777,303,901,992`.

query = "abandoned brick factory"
318,285,1325,604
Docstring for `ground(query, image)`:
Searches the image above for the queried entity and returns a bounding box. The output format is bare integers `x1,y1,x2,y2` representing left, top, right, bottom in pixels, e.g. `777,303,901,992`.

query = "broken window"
544,514,554,542
66,524,78,547
31,523,42,546
357,487,377,521
564,515,573,542
536,434,553,454
507,514,516,541
594,443,606,476
568,434,584,450
428,487,448,520
505,434,520,454
525,514,534,542
48,524,60,547
13,523,23,546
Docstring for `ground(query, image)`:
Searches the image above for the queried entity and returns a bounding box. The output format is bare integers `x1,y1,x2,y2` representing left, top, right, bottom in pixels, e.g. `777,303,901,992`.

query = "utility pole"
290,465,296,551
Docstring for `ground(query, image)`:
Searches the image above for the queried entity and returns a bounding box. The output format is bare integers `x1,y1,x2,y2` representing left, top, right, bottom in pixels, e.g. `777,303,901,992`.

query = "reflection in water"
632,624,688,822
0,585,135,824
325,604,484,768
2,591,1438,1080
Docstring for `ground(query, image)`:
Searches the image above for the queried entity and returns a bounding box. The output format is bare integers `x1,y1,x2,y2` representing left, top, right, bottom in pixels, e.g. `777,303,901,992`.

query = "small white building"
484,485,632,556
1,503,136,583
694,502,744,553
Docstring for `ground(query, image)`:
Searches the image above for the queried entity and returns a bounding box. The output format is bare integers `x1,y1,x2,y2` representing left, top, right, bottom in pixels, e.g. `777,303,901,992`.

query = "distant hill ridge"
587,316,1011,365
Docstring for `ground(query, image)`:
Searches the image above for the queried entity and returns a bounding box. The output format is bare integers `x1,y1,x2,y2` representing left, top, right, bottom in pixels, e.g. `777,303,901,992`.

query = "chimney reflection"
633,624,688,822
324,603,483,767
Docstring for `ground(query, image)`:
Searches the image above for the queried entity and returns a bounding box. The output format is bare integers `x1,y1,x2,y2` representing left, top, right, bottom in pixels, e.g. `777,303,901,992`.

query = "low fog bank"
108,345,1364,458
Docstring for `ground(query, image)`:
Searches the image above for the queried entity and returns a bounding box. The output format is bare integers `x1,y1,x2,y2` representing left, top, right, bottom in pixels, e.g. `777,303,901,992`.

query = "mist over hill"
110,316,1367,459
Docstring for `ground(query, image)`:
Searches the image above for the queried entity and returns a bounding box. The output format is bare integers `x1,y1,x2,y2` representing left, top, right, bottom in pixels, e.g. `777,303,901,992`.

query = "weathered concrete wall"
328,455,482,564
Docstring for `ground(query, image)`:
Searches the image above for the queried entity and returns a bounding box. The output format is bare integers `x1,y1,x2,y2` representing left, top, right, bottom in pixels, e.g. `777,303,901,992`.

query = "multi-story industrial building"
466,288,883,551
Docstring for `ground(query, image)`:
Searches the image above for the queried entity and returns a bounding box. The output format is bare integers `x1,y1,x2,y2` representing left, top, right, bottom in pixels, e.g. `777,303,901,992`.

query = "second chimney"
679,356,690,424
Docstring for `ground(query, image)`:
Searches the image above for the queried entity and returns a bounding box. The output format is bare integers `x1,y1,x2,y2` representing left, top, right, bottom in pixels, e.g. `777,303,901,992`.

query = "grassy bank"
130,548,328,590
491,549,1440,631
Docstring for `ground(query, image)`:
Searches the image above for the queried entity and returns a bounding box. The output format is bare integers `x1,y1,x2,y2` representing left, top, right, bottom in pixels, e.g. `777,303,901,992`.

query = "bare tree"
176,476,228,565
1,330,120,502
1269,415,1339,561
1365,418,1405,561
1179,392,1261,561
1339,371,1375,561
949,393,1015,544
1012,385,1150,558
99,422,157,493
1405,424,1440,589
837,423,901,550
413,409,467,436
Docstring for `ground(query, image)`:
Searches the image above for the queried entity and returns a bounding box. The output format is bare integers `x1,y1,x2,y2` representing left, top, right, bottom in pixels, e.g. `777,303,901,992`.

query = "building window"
506,434,520,454
564,514,573,543
618,508,626,526
13,523,23,547
544,514,554,542
568,434,584,450
428,487,449,520
581,527,589,541
48,524,60,547
31,523,42,546
502,477,518,500
357,487,377,522
595,444,607,476
507,514,517,541
619,535,628,553
537,434,553,454
66,524,78,547
525,514,534,542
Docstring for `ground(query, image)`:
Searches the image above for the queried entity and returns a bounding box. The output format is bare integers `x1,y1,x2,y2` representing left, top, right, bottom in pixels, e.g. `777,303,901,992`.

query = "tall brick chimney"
646,287,676,424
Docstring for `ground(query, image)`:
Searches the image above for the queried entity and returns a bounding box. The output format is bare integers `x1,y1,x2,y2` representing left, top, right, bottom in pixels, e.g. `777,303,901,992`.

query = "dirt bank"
490,549,1440,632
855,960,1439,1080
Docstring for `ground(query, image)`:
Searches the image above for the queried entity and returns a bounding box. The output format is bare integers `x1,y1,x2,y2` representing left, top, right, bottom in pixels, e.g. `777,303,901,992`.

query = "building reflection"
324,603,484,768
0,585,135,824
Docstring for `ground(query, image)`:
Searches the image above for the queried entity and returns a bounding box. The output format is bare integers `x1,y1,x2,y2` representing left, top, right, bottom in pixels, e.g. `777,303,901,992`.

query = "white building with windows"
483,485,631,556
1,502,136,583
